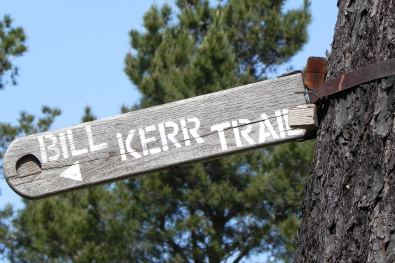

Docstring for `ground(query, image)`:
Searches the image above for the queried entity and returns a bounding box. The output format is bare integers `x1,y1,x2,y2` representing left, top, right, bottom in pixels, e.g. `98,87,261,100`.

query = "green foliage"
4,1,313,262
125,0,311,101
0,107,60,260
0,204,12,257
8,187,133,262
81,105,97,123
0,15,27,89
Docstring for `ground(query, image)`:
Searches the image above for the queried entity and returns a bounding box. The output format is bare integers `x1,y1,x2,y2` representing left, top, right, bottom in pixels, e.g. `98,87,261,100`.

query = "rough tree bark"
296,1,395,262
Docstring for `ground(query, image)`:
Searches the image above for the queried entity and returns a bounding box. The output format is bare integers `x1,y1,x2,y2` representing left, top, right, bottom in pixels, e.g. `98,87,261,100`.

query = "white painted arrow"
59,162,82,182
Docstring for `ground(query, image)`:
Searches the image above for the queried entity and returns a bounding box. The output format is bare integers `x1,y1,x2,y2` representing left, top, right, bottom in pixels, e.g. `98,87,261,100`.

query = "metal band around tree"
305,57,395,103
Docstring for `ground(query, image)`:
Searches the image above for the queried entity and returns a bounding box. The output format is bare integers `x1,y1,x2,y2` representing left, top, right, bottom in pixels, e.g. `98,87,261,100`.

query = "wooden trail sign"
3,73,314,198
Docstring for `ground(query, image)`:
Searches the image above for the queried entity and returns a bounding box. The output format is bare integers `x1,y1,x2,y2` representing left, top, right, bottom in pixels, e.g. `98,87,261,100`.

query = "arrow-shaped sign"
59,162,82,182
4,73,316,198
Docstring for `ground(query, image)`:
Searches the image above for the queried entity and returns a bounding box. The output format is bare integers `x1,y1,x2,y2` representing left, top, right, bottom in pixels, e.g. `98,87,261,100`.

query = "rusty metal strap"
305,57,395,104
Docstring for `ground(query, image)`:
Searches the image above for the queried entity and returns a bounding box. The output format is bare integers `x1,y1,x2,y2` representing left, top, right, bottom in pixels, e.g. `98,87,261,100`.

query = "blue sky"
0,0,337,216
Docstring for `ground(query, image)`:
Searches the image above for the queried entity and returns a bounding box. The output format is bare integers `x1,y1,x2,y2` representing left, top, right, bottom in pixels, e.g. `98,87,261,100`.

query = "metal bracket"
304,57,395,104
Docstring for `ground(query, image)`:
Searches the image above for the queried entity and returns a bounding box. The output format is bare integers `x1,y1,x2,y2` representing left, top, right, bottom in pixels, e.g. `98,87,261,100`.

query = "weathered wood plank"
288,104,318,130
4,73,309,198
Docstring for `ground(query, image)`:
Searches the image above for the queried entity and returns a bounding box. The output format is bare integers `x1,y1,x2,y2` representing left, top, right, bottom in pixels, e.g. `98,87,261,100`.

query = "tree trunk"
296,1,395,262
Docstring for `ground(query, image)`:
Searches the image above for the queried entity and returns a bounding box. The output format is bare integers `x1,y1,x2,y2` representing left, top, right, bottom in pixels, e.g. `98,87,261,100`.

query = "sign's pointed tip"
60,162,82,182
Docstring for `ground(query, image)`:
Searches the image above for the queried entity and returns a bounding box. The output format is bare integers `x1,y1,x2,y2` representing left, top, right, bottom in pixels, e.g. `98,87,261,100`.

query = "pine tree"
0,15,26,258
5,1,313,262
0,15,61,260
0,107,60,258
122,1,312,262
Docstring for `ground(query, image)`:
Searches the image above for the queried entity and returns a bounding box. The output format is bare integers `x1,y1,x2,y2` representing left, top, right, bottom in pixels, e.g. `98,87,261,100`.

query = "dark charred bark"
296,1,395,262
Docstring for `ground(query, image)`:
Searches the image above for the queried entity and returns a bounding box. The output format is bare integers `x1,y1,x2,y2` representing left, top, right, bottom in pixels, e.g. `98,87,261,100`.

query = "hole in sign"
16,154,42,177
